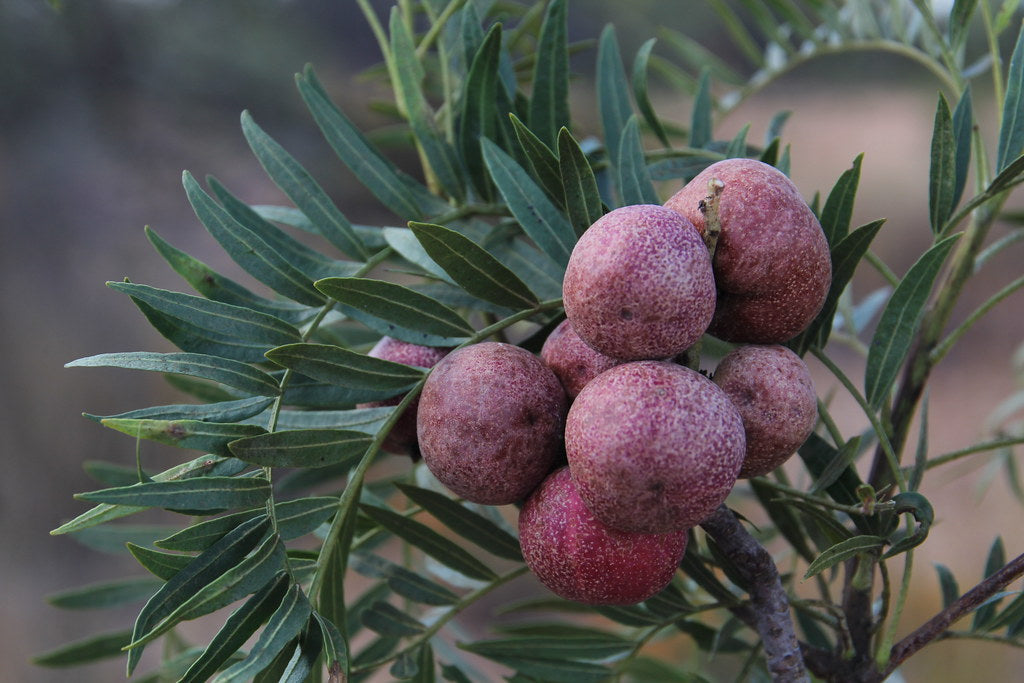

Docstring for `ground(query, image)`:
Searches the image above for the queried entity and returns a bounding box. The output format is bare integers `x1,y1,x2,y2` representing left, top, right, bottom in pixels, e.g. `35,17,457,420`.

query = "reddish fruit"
417,342,567,505
664,158,831,343
357,337,450,456
713,344,817,478
518,467,688,605
566,361,745,533
562,204,715,361
540,319,624,399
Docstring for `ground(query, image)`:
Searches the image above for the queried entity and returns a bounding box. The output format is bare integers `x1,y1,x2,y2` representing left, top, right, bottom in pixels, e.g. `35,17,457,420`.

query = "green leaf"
798,433,875,535
935,563,960,609
973,537,1007,630
951,87,974,211
183,171,327,306
997,23,1024,171
109,281,302,363
597,24,633,171
212,583,313,682
99,418,265,457
749,478,815,563
296,68,443,221
67,351,280,396
557,127,604,236
229,428,372,469
360,503,498,581
240,112,367,259
408,221,539,309
632,38,670,147
313,612,349,680
180,573,291,683
883,491,934,558
87,396,275,425
395,483,522,561
462,632,631,661
47,577,163,610
616,116,660,205
266,342,424,392
270,406,395,433
127,516,270,674
362,600,427,636
480,138,576,267
352,553,459,606
458,22,503,200
949,0,980,47
127,543,194,580
656,27,744,85
145,226,314,325
725,123,750,158
315,277,474,339
820,154,863,246
929,94,957,234
383,226,453,283
865,233,961,409
804,535,887,580
77,476,271,512
509,113,565,206
458,642,612,683
528,0,569,147
487,238,565,302
33,630,133,668
690,69,713,149
809,436,864,495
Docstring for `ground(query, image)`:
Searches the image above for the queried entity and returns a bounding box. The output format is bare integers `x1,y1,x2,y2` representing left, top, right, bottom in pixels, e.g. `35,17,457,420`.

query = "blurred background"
3,0,1024,680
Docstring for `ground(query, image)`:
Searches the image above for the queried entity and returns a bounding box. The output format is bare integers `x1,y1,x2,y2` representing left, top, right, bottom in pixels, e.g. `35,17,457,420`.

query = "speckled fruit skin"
540,319,624,399
416,342,568,505
562,205,716,361
519,467,688,605
663,158,831,343
357,337,450,456
566,361,745,533
713,344,817,478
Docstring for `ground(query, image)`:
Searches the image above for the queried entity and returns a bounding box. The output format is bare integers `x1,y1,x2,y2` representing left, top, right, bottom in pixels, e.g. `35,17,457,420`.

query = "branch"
700,505,810,683
882,551,1024,676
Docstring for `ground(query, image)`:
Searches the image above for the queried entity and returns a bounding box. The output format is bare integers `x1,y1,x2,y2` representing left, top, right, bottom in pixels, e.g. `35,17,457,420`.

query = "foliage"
44,1,1024,681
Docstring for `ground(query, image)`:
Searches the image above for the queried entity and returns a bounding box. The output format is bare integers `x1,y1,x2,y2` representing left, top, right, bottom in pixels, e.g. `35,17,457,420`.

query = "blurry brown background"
3,1,1023,681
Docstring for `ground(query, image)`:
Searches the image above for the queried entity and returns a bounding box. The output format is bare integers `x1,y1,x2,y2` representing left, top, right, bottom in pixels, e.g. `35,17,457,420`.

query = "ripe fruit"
518,467,688,605
540,319,623,399
712,344,817,478
565,361,745,533
664,158,831,343
357,337,449,456
562,204,715,361
416,342,567,505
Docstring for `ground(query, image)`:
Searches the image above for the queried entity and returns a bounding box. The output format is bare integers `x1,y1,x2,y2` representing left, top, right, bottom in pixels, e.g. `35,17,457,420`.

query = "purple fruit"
664,158,831,343
562,205,716,361
712,345,817,478
566,361,745,533
540,319,624,399
357,337,450,456
518,467,688,605
416,342,567,505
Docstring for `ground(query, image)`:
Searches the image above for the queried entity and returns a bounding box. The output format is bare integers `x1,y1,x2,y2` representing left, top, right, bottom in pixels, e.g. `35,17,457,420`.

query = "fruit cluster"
388,159,828,605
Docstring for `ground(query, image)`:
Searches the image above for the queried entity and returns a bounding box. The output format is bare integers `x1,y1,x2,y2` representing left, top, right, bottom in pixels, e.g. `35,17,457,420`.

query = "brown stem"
700,505,809,682
881,551,1024,677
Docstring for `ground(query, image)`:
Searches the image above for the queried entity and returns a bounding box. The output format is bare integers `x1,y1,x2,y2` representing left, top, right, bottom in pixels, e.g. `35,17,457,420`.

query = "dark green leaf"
557,128,604,236
749,478,815,563
481,138,576,267
281,372,404,409
798,433,875,535
820,154,862,246
983,591,1024,632
949,0,980,47
461,633,631,661
127,543,195,580
487,238,565,302
352,554,459,606
183,171,327,306
883,491,935,557
315,277,474,339
252,205,388,250
679,535,739,606
809,436,863,495
229,428,372,468
99,418,265,457
973,537,1006,630
616,116,660,205
509,113,565,206
86,396,275,426
395,483,522,561
457,643,611,683
804,535,886,579
929,94,957,234
241,112,367,259
383,226,453,282
935,563,960,609
951,87,973,211
997,23,1024,171
865,233,961,409
675,619,749,653
69,525,179,555
690,69,713,149
77,476,271,512
212,583,313,682
458,23,503,199
362,600,427,636
269,406,394,433
109,281,302,363
725,123,750,158
529,0,569,147
632,38,671,147
360,503,498,581
33,630,133,668
313,612,349,680
597,24,633,170
656,27,744,85
266,342,424,392
47,577,163,610
409,221,539,309
591,602,662,626
391,649,420,679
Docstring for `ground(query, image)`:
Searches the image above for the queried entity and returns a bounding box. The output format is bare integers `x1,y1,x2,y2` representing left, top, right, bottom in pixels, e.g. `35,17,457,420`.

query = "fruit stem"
700,177,726,259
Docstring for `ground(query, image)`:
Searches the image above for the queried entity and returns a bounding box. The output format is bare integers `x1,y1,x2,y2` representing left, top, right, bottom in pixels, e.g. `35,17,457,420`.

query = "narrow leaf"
997,23,1024,171
409,221,539,309
76,477,271,512
269,406,395,433
229,428,372,469
690,69,713,149
313,613,349,680
351,554,459,606
865,233,961,409
616,116,660,205
127,543,194,580
632,38,671,147
86,396,275,425
34,630,133,668
99,418,265,457
529,0,569,147
362,600,427,636
67,351,279,396
973,537,1007,629
461,633,631,661
266,342,423,391
47,577,163,610
509,113,565,206
597,24,633,170
749,478,815,563
951,87,974,211
820,154,863,246
810,436,864,495
929,94,957,234
557,127,604,236
935,563,960,609
804,535,887,579
458,23,503,199
457,646,611,683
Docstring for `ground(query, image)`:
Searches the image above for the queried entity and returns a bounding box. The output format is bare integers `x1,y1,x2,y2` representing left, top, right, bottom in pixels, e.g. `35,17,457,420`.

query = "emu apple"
518,467,687,605
566,361,745,533
713,344,817,478
540,319,623,399
664,158,830,343
562,205,715,360
417,342,567,505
